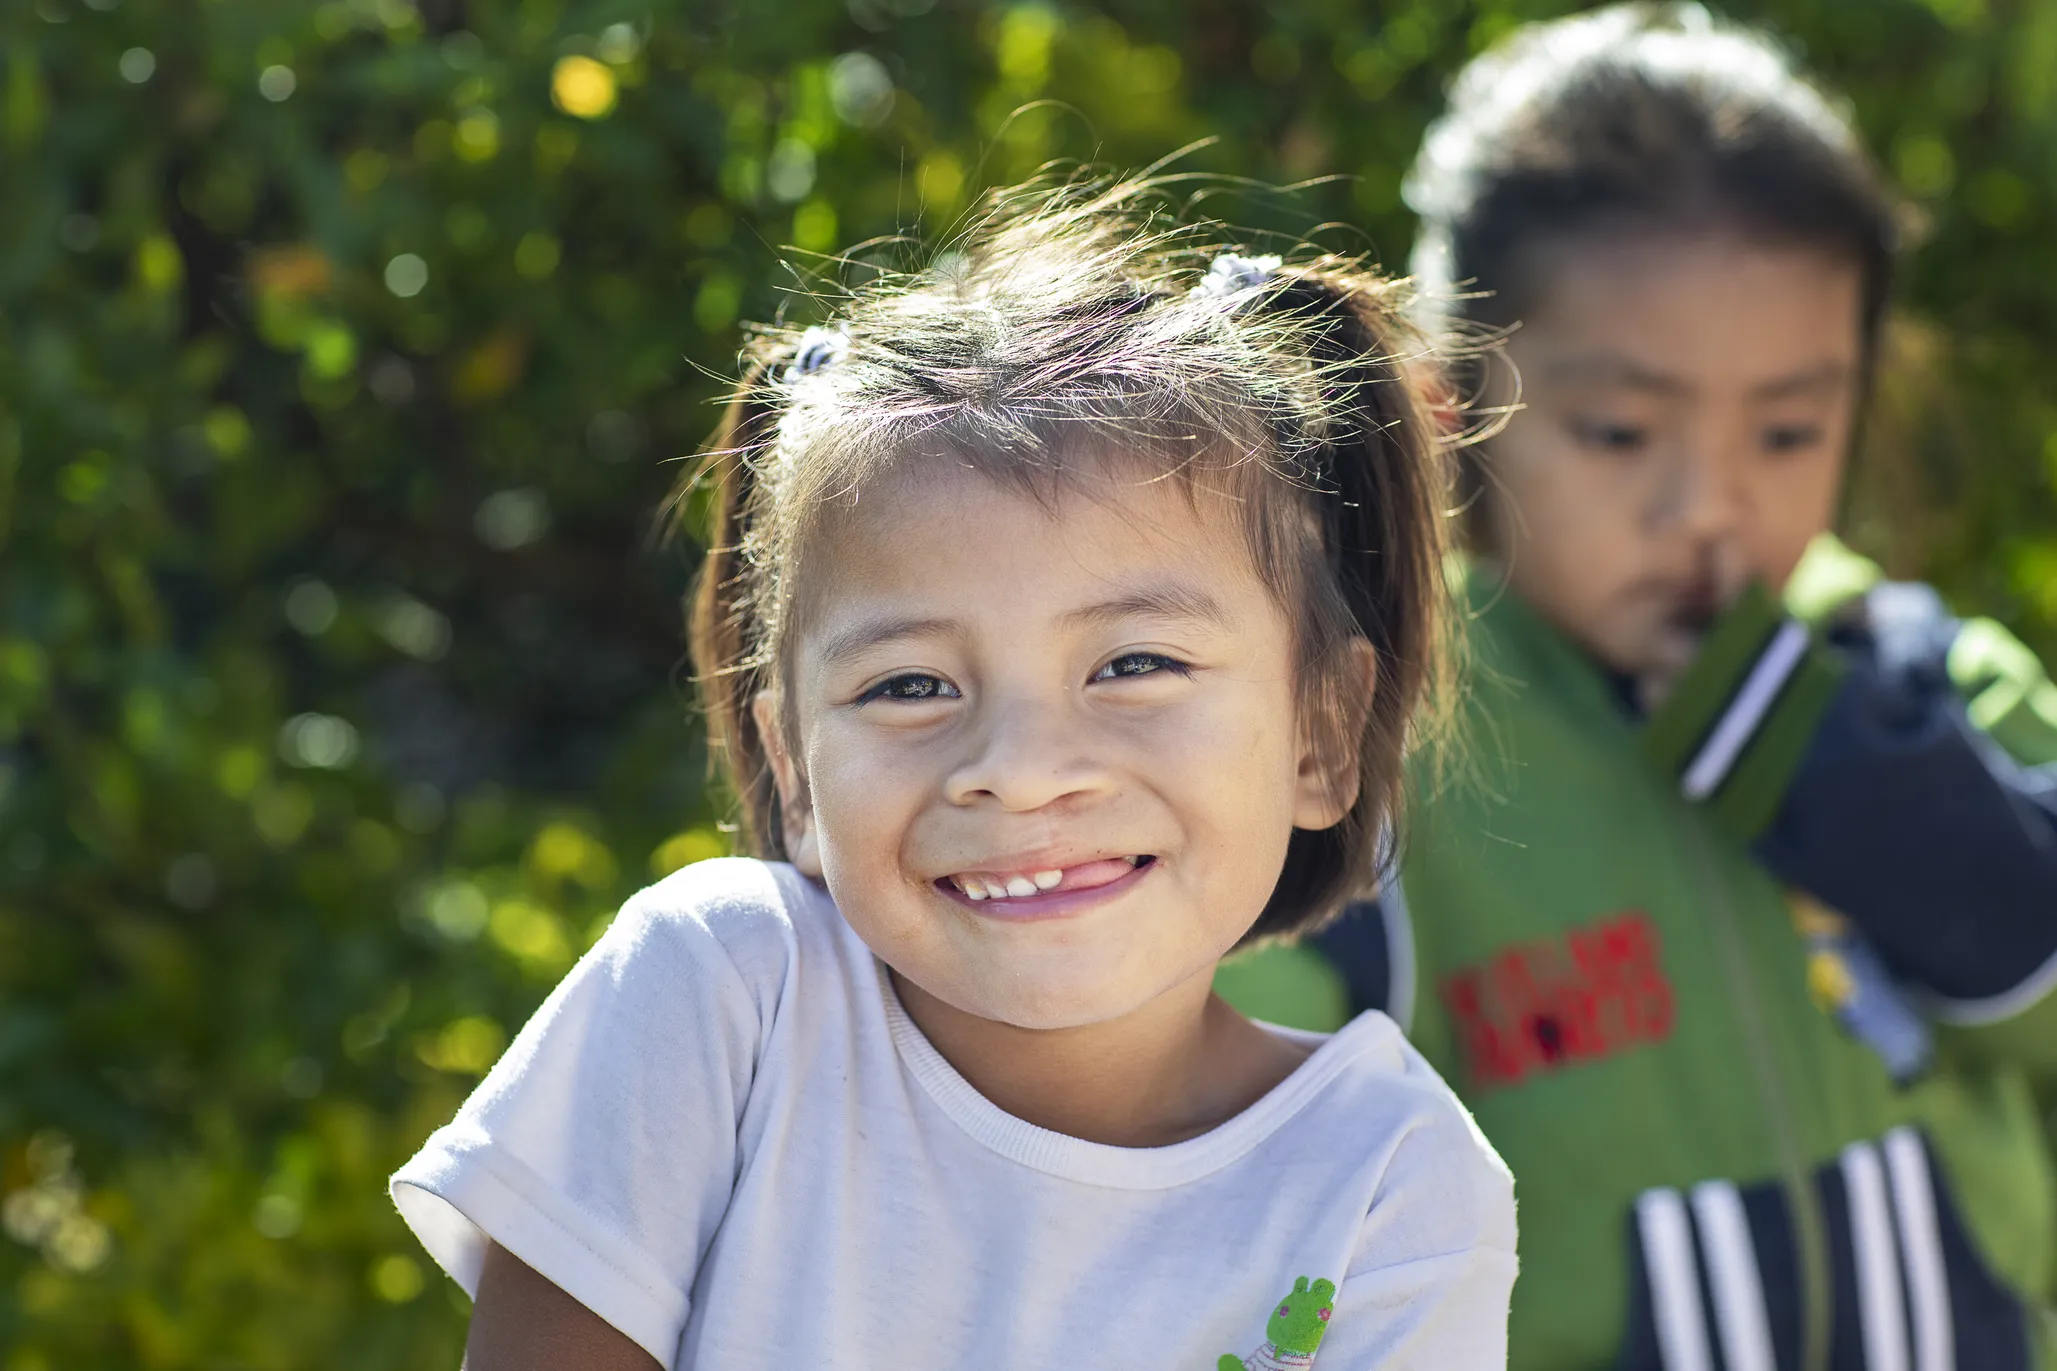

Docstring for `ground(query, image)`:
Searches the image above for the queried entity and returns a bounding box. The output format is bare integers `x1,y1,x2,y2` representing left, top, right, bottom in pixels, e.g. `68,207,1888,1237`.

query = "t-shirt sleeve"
1320,1055,1519,1370
389,858,789,1367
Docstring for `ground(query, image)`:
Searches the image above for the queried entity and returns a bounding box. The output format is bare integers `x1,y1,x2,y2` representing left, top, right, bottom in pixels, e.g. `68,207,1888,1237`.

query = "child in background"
389,179,1516,1370
1220,7,2057,1369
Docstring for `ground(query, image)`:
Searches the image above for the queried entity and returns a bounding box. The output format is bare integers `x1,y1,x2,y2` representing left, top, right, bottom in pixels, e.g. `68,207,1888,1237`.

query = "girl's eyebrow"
814,614,958,667
1545,354,1853,400
1749,360,1852,401
813,586,1231,668
1543,355,1686,395
1060,584,1233,632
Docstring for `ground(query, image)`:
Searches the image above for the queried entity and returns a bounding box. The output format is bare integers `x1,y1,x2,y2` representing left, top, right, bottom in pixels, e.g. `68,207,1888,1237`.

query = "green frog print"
1218,1275,1336,1370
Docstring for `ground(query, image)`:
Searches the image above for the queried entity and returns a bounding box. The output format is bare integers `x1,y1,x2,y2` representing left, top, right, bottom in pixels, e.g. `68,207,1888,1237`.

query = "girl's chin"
1642,624,1708,675
906,976,1157,1036
898,942,1206,1036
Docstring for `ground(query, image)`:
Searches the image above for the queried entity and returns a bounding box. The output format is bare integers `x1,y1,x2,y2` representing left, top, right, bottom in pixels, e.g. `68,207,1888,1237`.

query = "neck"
888,968,1310,1148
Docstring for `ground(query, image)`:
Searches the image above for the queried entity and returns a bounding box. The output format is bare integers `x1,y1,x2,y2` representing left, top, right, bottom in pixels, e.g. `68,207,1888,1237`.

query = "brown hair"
1405,2,1905,540
681,175,1455,941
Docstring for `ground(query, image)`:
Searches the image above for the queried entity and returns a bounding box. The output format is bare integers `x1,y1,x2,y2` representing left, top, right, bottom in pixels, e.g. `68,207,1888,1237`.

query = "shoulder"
426,858,851,1168
599,857,839,1004
1318,1014,1518,1258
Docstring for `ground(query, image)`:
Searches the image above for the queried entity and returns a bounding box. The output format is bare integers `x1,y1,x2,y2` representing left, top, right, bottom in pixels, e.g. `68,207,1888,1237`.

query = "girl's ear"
1292,639,1378,831
751,691,823,877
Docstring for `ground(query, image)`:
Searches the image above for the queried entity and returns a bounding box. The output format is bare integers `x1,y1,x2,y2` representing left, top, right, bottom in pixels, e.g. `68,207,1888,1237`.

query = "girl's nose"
1651,441,1744,541
941,696,1114,813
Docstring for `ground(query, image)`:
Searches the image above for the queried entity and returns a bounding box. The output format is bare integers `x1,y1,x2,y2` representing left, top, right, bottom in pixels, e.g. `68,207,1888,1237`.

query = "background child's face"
1486,233,1863,689
766,460,1352,1032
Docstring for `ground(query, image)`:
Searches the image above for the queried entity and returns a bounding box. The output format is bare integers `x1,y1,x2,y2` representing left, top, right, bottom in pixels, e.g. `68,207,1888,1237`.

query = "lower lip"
935,859,1154,922
1662,604,1719,636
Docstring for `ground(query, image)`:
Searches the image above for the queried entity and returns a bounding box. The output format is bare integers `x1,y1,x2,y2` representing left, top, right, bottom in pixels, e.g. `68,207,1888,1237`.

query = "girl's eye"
1570,418,1650,455
857,673,960,704
1762,423,1824,455
1091,651,1192,683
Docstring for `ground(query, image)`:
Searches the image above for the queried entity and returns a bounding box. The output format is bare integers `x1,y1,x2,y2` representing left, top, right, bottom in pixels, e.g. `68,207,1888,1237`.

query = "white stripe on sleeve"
1921,943,2057,1028
1638,1187,1717,1371
1691,1179,1779,1371
1882,1127,1956,1371
1843,1140,1912,1371
1682,620,1811,800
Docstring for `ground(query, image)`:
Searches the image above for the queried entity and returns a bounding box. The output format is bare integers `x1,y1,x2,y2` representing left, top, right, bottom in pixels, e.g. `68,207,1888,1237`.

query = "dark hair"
680,175,1455,941
1408,2,1902,353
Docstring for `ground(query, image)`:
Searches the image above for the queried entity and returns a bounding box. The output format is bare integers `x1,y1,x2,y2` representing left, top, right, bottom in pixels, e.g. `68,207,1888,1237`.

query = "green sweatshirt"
1221,541,2057,1371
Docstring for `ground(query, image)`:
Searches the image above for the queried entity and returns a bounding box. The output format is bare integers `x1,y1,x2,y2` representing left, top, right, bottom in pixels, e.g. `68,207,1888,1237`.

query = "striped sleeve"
1618,1128,2034,1371
1640,581,1845,842
1644,577,2057,1065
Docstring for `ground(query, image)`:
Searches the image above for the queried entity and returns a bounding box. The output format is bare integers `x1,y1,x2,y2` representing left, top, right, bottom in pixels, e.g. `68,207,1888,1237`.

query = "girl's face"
764,460,1355,1032
1487,233,1863,692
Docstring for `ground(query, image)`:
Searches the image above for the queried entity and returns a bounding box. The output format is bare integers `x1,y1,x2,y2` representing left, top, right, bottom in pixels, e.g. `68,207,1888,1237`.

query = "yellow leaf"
370,1254,425,1303
529,820,617,888
489,900,573,973
136,235,184,294
450,328,529,405
650,828,727,877
454,108,500,162
6,50,48,148
414,1016,506,1075
247,244,333,303
551,56,617,119
203,405,252,458
917,150,964,210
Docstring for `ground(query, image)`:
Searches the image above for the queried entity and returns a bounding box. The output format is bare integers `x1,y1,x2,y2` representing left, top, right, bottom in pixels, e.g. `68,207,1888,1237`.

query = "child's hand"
1638,574,1845,840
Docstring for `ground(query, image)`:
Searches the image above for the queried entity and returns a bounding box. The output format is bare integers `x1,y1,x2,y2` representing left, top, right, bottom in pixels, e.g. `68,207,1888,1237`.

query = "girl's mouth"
1661,605,1719,647
937,854,1154,904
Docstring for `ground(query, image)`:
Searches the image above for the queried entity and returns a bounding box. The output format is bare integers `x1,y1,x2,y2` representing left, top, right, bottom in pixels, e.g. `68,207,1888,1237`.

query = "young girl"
389,180,1516,1369
1222,6,2057,1370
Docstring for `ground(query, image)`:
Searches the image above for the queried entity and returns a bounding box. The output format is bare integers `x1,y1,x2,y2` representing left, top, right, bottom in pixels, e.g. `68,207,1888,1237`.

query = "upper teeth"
954,868,1069,900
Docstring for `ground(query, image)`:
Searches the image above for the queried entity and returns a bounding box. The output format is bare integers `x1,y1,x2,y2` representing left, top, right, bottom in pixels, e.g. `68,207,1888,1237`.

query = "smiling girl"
389,181,1515,1370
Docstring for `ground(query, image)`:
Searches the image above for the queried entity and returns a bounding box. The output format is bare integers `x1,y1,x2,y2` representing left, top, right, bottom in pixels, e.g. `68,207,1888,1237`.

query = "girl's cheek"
1144,691,1294,789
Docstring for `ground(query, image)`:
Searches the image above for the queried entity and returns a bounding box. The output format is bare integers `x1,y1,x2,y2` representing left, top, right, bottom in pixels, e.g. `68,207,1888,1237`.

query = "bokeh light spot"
258,65,298,102
474,487,551,551
551,55,617,119
371,1254,426,1303
830,52,894,127
284,579,340,635
384,252,429,298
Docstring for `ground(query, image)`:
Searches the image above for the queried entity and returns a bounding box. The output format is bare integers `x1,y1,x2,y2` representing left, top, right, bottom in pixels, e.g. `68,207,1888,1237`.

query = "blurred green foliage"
3,0,2056,1363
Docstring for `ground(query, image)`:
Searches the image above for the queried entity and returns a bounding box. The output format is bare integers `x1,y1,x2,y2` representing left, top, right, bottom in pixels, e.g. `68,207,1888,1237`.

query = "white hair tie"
1195,252,1283,301
788,326,847,379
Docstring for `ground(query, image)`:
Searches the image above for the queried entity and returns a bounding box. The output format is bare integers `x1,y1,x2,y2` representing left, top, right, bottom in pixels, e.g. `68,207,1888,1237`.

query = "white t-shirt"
391,858,1516,1370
